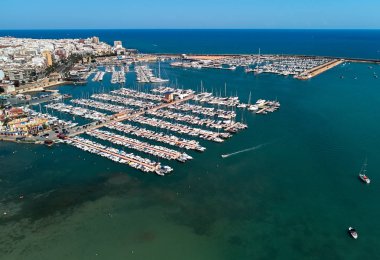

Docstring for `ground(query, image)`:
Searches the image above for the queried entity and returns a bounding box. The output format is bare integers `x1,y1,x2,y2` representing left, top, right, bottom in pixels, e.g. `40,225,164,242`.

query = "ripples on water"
1,62,380,259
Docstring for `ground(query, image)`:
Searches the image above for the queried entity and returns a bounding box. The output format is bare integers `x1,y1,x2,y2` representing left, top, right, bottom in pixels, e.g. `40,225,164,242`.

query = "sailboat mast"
158,60,161,78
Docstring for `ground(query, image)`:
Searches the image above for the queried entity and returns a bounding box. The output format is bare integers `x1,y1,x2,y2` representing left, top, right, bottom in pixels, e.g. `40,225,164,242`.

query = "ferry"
348,227,358,239
358,159,370,184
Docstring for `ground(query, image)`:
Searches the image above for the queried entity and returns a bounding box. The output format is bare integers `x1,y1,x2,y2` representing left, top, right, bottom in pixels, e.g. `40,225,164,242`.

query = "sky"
1,0,379,29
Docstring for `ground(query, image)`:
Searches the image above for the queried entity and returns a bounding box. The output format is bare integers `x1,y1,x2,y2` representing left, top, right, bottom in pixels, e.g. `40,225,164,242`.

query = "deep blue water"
1,29,380,59
1,30,380,259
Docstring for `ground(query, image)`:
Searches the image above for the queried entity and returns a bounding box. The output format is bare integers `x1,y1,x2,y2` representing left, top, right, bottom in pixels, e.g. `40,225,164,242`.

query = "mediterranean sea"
0,30,380,259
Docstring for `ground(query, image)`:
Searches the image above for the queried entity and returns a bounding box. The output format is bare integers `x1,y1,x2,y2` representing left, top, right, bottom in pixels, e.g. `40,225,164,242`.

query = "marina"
86,129,193,163
146,109,245,131
111,68,126,84
128,115,229,142
172,55,341,79
254,99,281,114
135,64,169,83
29,78,253,174
167,103,237,119
1,28,380,260
92,71,105,82
111,88,163,102
67,136,173,176
105,122,206,152
44,102,107,121
91,93,156,109
6,72,283,174
70,98,130,113
0,48,288,177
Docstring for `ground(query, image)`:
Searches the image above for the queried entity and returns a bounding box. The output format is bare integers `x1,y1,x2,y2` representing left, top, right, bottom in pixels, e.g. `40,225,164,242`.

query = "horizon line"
1,28,380,31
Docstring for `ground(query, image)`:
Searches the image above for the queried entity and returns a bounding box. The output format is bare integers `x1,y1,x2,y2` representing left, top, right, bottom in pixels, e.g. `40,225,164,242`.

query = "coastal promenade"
15,80,72,94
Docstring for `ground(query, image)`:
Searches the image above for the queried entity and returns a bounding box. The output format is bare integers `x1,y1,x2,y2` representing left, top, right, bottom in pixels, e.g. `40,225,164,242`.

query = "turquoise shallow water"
1,62,380,259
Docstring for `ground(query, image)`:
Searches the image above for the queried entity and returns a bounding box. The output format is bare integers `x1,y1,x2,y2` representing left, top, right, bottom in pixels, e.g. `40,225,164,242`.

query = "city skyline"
2,0,380,29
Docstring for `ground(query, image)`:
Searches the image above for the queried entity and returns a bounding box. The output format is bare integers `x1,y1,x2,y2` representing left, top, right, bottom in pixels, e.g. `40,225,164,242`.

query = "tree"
14,80,20,88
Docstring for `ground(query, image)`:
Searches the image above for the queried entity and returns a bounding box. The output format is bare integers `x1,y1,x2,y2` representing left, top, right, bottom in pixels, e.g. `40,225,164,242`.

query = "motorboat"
348,227,358,239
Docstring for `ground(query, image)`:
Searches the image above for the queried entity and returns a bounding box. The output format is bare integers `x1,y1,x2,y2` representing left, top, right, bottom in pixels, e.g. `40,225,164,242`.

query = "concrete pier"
295,59,344,80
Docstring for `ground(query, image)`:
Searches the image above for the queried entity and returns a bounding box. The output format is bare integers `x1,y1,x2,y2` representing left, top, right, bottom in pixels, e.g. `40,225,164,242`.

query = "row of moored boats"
67,136,173,176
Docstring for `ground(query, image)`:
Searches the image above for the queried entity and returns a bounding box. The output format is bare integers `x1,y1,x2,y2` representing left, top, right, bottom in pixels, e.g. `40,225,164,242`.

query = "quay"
295,59,344,80
14,80,73,94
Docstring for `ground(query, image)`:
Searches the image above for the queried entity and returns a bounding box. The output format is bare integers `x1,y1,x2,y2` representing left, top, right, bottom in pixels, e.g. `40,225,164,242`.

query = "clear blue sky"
2,0,379,29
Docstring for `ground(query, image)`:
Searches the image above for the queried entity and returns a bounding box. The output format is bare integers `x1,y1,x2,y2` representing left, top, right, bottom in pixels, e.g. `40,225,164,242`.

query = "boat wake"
221,142,270,158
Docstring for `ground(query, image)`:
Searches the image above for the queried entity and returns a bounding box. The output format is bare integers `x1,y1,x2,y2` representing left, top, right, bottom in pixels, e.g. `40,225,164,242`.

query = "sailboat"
237,90,247,108
358,158,370,184
151,61,169,83
247,91,258,111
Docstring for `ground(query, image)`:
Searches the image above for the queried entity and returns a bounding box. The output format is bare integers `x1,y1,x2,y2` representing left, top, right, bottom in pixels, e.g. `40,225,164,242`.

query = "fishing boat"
348,227,358,239
358,158,370,184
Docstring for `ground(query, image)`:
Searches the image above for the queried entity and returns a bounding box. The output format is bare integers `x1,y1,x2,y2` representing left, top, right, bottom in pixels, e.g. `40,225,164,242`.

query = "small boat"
359,173,370,184
348,227,358,239
358,158,370,184
73,80,87,86
44,140,54,147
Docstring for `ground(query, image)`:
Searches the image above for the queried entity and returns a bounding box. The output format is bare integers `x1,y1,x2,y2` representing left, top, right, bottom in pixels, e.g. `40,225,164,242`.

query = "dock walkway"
69,137,159,171
87,129,182,160
68,94,195,137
